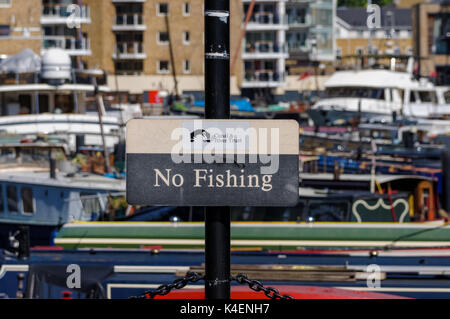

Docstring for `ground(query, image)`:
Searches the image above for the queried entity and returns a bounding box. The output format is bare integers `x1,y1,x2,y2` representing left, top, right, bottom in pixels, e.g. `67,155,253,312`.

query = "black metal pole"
442,151,450,213
204,0,231,299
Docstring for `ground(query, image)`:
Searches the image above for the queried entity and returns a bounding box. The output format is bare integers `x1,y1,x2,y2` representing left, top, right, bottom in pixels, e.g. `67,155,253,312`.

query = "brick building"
412,0,450,85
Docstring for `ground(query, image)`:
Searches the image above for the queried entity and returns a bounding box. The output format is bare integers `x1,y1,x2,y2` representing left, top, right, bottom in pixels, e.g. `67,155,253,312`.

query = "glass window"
183,2,190,16
21,187,34,214
158,60,170,73
158,3,169,16
418,91,436,103
183,31,190,44
80,192,102,216
6,185,17,213
0,25,10,36
158,31,169,44
183,60,190,74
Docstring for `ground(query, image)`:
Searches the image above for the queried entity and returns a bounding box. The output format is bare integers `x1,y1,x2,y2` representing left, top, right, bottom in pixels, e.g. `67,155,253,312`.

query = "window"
356,48,363,55
0,25,10,37
158,60,170,74
326,87,385,100
21,187,34,214
418,91,436,103
6,185,17,213
183,60,191,74
80,192,102,216
157,31,169,44
157,3,169,16
115,60,143,74
183,2,190,16
183,31,190,45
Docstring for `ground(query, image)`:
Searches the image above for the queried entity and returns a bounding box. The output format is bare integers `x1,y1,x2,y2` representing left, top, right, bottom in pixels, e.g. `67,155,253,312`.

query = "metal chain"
129,272,294,300
233,274,294,300
129,272,205,299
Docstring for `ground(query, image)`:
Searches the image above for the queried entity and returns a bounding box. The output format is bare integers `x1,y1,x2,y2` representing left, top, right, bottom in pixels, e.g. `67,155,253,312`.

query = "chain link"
233,273,294,300
129,272,294,300
130,272,205,299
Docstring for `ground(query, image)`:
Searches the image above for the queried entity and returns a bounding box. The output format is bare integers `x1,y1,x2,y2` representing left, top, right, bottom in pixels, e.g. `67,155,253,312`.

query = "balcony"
113,42,146,59
242,70,286,88
287,15,311,28
42,36,91,56
246,13,288,31
41,5,91,25
242,41,289,59
287,41,310,53
112,14,146,31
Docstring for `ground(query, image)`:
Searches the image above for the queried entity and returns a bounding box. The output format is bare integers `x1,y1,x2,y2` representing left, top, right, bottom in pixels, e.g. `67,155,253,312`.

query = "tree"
338,0,393,7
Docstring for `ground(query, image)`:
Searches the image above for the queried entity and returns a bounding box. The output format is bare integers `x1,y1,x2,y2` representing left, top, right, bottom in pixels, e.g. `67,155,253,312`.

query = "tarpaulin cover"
0,49,41,74
193,99,255,112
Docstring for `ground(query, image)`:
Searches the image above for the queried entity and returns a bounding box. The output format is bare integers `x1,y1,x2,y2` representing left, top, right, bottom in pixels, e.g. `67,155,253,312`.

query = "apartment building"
286,0,335,70
0,0,243,95
0,0,42,59
412,1,450,85
87,0,243,96
1,0,335,100
335,5,413,62
241,0,335,101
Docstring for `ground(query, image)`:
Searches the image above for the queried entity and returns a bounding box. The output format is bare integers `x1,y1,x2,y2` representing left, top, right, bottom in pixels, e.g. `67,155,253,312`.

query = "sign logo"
191,129,211,143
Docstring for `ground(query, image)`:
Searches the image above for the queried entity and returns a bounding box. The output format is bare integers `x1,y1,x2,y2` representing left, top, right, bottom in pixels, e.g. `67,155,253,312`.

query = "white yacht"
0,49,125,152
308,67,450,126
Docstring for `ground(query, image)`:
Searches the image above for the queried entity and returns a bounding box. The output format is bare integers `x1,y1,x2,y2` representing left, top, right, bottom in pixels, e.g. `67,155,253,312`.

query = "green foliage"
338,0,393,7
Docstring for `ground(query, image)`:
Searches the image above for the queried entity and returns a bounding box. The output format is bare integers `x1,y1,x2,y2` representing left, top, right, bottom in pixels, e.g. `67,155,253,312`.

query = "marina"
0,0,449,305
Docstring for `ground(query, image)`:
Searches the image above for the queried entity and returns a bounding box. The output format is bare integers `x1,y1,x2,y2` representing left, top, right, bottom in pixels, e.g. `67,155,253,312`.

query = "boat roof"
325,69,435,90
0,83,110,93
0,170,125,192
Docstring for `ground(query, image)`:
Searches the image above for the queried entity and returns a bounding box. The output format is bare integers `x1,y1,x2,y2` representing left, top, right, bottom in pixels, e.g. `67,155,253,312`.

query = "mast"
230,0,256,73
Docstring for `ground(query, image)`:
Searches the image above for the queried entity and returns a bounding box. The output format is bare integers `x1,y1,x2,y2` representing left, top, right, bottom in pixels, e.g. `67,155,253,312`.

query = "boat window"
38,94,50,113
21,187,34,214
80,192,102,216
418,91,436,103
445,91,450,104
410,91,417,102
6,185,18,213
326,87,385,100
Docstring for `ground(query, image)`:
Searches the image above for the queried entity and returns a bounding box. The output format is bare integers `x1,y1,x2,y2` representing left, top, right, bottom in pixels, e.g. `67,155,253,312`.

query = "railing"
42,5,90,19
114,14,144,26
244,70,286,83
287,42,310,53
246,13,288,25
114,42,145,57
0,71,106,86
42,36,90,52
244,41,287,54
287,15,311,26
